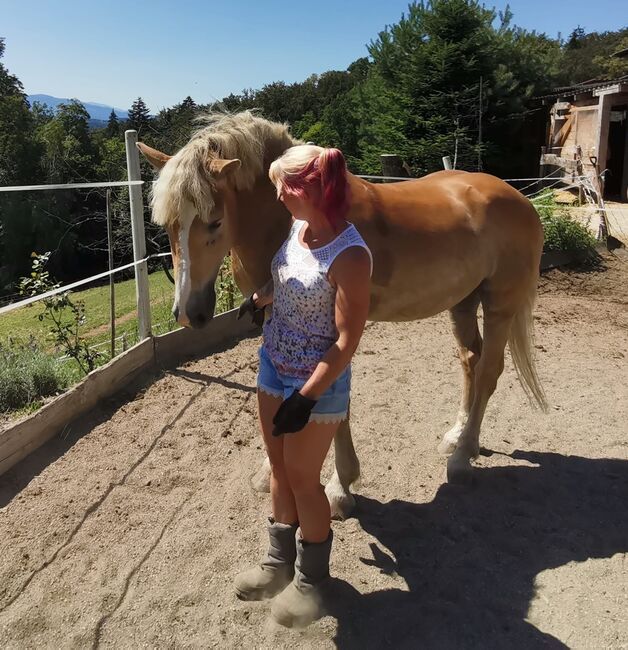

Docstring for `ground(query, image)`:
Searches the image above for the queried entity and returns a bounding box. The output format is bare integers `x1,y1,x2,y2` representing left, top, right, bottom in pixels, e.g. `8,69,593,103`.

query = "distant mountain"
27,94,128,123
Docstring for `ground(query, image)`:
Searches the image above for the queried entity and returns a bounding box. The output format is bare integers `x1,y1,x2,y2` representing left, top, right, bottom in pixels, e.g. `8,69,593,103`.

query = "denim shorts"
257,346,351,424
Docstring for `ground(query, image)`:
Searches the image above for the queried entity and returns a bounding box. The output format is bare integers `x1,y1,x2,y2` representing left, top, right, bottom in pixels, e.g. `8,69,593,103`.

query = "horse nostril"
173,305,179,321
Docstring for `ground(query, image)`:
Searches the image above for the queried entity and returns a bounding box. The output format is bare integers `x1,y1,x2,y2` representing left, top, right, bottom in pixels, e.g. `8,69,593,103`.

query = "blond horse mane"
151,111,295,227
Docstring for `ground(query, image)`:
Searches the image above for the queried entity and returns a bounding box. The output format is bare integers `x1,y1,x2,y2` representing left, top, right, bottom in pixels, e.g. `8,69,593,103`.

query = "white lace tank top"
263,219,372,379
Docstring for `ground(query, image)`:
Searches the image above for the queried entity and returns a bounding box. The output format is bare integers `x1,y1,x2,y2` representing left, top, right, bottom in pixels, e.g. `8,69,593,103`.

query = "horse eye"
208,221,221,232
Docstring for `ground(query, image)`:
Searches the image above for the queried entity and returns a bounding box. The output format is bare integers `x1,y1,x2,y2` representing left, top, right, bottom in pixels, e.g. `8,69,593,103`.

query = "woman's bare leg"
283,421,339,542
257,390,298,524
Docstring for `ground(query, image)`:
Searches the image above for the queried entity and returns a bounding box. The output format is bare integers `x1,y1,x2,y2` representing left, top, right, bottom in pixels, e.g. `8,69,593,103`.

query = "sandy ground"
0,251,627,649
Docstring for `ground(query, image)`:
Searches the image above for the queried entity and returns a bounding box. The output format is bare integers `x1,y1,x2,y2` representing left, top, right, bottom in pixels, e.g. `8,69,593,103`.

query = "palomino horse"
139,111,547,519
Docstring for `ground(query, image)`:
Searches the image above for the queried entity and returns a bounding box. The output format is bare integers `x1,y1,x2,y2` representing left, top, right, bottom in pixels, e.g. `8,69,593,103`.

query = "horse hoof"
437,438,457,456
446,455,474,486
250,468,271,493
325,483,355,521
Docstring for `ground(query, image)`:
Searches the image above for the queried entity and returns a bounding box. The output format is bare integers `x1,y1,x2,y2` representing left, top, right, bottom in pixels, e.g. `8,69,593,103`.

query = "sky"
1,0,626,112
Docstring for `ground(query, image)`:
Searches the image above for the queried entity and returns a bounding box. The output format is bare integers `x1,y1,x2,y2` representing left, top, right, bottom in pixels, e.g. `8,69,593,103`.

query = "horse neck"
229,131,296,294
347,174,376,221
230,176,291,294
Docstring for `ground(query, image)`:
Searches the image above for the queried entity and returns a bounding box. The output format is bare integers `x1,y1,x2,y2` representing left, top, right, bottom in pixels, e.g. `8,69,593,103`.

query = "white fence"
0,131,157,340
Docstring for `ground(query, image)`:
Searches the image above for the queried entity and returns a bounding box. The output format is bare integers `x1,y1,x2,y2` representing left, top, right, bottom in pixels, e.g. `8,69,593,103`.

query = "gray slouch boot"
271,529,333,628
235,519,298,601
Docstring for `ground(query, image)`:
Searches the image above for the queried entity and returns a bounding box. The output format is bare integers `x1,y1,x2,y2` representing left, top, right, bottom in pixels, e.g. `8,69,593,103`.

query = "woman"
235,144,372,627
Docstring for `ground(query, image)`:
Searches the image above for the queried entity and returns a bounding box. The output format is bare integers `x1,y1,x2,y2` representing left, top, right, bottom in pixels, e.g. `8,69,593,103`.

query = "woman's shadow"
324,450,628,649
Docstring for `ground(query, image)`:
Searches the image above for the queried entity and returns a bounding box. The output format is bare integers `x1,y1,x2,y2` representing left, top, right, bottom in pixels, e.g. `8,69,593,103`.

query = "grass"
0,340,71,412
1,257,242,367
0,270,176,351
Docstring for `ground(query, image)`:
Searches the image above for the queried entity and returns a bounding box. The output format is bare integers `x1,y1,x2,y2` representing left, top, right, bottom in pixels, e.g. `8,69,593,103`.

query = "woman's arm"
253,277,274,308
238,277,274,325
300,247,371,400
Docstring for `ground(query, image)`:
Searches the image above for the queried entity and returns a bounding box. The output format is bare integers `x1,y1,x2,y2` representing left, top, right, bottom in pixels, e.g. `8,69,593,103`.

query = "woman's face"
277,187,302,215
277,184,321,221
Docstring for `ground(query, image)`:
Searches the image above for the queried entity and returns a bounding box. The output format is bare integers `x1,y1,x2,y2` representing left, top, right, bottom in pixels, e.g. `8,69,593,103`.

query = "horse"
138,111,547,519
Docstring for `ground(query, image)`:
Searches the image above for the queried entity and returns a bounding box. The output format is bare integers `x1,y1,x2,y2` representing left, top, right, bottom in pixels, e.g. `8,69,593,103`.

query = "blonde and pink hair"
269,145,350,228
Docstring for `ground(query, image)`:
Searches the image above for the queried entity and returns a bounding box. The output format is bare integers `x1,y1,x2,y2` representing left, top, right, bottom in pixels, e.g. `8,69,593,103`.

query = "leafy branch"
19,252,100,374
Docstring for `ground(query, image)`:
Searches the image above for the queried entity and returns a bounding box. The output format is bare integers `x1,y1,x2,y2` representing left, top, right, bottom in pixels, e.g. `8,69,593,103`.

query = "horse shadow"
325,450,628,649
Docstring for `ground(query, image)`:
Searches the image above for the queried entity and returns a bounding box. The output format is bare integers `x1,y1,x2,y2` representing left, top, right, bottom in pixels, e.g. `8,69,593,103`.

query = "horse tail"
508,280,548,412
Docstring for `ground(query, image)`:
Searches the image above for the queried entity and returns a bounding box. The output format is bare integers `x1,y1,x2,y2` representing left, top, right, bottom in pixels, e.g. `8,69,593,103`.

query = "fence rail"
0,180,144,193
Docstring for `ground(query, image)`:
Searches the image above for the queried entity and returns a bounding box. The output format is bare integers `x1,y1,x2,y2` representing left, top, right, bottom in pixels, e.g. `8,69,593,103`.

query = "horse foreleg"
438,292,482,455
325,412,360,520
447,309,512,484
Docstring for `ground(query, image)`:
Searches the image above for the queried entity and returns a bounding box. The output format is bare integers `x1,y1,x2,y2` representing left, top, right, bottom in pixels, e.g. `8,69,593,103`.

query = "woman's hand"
272,390,318,436
237,294,265,327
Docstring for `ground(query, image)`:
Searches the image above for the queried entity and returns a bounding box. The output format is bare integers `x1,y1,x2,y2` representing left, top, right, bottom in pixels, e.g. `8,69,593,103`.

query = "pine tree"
180,96,196,111
127,97,151,135
106,109,119,138
567,27,586,50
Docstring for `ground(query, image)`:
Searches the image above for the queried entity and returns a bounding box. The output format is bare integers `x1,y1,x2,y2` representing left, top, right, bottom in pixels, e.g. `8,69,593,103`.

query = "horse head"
138,141,241,329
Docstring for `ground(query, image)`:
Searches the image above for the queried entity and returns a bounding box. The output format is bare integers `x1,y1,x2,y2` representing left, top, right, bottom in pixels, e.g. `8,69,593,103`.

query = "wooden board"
540,154,579,171
604,202,628,247
153,307,258,368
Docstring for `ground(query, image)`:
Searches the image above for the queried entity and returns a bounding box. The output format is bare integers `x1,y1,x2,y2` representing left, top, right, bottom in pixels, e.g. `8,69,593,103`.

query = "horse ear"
208,158,241,179
136,142,172,170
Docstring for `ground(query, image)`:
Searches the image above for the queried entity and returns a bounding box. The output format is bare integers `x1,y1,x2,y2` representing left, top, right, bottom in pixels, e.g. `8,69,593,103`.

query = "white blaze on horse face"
174,204,195,326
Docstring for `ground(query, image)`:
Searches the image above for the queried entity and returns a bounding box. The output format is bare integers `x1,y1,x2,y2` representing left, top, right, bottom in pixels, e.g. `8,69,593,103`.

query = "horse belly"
368,240,488,322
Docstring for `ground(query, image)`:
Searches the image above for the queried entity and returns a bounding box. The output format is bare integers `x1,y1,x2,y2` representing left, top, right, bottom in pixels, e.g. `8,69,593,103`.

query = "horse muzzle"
173,284,216,329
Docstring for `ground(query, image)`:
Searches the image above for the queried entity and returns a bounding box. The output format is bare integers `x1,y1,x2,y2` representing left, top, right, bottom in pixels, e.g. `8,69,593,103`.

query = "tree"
0,38,24,98
106,109,120,138
0,38,46,294
0,38,41,184
181,96,196,111
559,27,628,84
128,97,151,135
567,26,586,50
37,100,95,183
349,1,562,177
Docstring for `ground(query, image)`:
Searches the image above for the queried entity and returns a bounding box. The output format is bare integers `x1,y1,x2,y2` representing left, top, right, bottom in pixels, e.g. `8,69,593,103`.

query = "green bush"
0,340,69,413
534,195,597,252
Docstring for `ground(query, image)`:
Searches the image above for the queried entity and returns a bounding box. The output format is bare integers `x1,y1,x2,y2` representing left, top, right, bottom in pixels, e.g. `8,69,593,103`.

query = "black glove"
272,390,318,436
237,294,265,327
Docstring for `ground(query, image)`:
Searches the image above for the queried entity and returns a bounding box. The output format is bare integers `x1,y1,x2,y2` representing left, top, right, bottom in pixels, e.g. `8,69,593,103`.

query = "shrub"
0,340,69,413
534,195,597,252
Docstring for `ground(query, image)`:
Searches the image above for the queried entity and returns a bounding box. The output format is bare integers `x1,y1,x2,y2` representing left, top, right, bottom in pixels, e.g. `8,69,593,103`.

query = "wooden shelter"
540,74,628,201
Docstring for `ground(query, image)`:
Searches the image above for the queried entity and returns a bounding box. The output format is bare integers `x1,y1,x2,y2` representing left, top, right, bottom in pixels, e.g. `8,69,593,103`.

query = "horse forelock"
151,110,295,227
150,141,215,227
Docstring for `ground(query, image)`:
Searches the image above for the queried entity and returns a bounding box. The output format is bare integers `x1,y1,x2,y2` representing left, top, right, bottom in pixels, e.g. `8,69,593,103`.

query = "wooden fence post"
125,130,152,340
380,154,409,181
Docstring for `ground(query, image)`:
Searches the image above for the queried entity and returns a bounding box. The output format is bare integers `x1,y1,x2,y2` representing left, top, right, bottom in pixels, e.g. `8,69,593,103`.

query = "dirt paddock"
1,252,627,649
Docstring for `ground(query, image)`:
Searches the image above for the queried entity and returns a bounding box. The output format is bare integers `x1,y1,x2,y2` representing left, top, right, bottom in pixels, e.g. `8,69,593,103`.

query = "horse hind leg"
438,290,483,455
447,304,513,484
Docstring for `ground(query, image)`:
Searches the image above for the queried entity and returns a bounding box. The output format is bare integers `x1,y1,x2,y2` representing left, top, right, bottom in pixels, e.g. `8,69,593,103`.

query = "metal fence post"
125,130,152,340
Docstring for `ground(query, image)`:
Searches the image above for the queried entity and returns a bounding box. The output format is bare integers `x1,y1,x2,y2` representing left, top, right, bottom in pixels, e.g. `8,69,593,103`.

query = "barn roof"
538,75,628,101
